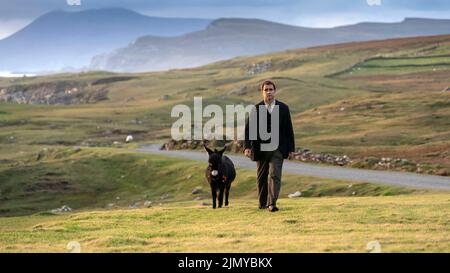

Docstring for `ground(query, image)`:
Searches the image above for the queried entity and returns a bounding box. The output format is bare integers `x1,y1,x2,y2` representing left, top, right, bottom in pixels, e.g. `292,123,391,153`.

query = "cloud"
294,9,450,28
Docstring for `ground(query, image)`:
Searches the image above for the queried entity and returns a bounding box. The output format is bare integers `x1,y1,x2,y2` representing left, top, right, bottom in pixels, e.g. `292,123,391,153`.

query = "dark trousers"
256,149,283,207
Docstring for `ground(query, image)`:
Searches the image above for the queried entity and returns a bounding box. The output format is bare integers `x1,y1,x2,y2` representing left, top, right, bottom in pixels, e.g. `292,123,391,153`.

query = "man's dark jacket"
244,100,295,161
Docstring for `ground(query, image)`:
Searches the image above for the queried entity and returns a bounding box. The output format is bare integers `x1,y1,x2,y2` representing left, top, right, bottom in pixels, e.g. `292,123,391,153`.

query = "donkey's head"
204,144,225,182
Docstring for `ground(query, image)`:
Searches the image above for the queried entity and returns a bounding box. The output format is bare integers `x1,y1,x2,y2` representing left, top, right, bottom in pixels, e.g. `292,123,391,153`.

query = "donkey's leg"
225,185,231,206
211,185,217,209
218,185,224,208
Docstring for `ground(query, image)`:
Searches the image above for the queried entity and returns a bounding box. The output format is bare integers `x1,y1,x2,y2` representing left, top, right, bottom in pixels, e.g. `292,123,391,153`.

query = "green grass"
0,146,446,253
0,146,421,217
0,194,449,252
362,56,450,67
2,35,450,173
331,54,450,78
1,34,450,253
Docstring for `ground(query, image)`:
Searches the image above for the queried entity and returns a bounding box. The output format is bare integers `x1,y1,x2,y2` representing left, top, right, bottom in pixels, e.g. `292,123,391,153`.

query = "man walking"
244,80,295,212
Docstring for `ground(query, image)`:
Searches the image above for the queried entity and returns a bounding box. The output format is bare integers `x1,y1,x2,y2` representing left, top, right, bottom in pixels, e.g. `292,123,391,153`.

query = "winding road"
136,144,450,190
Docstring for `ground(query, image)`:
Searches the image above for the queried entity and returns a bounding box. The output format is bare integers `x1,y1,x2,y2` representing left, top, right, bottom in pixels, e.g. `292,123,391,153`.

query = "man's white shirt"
264,99,276,114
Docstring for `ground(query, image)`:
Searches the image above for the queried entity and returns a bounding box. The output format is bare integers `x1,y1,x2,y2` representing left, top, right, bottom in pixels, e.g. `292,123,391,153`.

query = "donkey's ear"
218,147,226,156
204,144,213,155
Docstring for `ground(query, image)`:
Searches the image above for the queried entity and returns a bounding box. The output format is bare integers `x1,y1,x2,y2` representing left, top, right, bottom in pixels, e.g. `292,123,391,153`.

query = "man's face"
262,84,276,103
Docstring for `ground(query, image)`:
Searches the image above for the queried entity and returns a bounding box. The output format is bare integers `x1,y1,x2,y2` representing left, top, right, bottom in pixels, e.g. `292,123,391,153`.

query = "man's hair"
260,80,276,92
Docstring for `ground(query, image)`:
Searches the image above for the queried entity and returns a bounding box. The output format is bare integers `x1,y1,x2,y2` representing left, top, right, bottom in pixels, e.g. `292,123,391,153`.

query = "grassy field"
0,146,420,216
0,194,449,252
0,147,448,253
1,35,449,173
1,35,450,252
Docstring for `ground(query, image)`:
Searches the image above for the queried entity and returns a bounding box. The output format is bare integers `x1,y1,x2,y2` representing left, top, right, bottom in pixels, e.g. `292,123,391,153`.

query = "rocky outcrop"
293,148,351,166
0,81,108,105
51,205,72,213
350,156,448,176
162,139,244,154
245,60,272,75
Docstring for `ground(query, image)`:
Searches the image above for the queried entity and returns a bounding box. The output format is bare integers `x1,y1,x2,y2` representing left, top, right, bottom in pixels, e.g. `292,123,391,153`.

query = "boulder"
125,135,134,143
192,187,202,195
51,205,72,213
288,191,302,198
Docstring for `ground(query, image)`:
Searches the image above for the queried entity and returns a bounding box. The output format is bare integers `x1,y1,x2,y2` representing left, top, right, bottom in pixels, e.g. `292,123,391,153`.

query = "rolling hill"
89,17,450,72
1,34,450,253
1,34,449,184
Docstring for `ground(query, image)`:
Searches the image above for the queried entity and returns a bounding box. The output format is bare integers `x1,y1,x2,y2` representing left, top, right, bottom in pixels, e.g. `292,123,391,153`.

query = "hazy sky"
1,0,450,39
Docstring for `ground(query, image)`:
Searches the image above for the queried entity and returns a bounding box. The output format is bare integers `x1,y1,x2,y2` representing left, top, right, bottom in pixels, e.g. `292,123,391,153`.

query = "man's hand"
288,152,295,160
244,149,252,158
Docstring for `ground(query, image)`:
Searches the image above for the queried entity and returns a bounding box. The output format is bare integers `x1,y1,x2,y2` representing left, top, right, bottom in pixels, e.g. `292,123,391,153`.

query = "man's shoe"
268,205,279,212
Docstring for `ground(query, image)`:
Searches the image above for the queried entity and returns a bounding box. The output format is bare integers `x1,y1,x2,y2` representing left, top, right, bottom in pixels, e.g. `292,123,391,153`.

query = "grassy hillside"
1,194,449,252
1,34,450,253
0,146,448,252
0,146,420,217
1,35,449,174
1,144,447,253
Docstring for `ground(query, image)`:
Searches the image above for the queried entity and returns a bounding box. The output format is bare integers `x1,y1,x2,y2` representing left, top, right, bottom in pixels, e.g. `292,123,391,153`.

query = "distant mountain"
89,17,450,72
0,8,211,72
